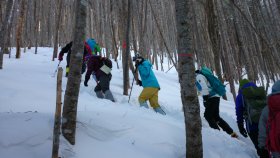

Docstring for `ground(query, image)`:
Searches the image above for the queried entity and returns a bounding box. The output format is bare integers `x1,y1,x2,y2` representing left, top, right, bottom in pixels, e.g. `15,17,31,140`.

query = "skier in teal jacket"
134,54,165,115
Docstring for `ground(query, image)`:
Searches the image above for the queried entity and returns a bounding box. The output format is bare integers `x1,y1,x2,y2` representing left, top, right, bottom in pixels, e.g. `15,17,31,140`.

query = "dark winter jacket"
85,55,109,83
59,41,72,66
235,82,258,133
59,41,92,64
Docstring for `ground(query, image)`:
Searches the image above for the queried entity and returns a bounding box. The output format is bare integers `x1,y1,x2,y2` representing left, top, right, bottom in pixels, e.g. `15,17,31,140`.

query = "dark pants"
66,53,71,68
66,54,87,75
94,74,112,93
204,97,233,135
81,62,87,74
248,131,269,158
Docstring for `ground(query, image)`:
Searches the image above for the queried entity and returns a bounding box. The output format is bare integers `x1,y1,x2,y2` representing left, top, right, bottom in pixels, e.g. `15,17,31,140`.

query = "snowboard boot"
95,91,104,99
154,106,166,115
139,102,149,109
104,90,115,102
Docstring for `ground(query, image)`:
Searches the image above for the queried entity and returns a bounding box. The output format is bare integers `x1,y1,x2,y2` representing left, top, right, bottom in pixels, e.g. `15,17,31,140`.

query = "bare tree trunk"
138,0,148,58
149,0,177,71
109,0,119,69
34,0,40,54
206,0,227,100
47,0,52,47
123,0,131,95
25,0,33,50
0,0,14,69
52,0,63,61
276,0,280,13
16,0,26,59
0,1,3,24
160,51,164,71
175,0,203,157
62,0,86,145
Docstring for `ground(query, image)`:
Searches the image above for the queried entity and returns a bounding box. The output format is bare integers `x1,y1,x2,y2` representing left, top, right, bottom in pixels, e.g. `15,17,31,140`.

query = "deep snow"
0,48,259,158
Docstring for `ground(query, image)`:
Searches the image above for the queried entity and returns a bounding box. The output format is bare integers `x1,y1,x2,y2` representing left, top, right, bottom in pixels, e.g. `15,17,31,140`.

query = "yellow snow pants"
138,87,160,108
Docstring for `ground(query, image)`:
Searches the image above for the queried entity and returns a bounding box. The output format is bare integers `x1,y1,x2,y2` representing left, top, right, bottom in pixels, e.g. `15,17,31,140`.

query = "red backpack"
84,42,93,61
266,93,280,152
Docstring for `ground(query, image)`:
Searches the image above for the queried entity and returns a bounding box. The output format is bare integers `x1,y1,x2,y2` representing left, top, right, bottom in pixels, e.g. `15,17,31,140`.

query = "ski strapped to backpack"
100,57,112,74
200,66,226,96
266,92,280,152
242,86,266,124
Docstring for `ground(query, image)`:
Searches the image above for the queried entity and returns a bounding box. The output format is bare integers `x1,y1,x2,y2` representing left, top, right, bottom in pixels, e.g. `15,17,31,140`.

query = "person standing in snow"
133,54,165,115
58,40,101,77
195,69,238,138
235,79,265,156
84,55,115,102
58,41,84,77
258,80,280,158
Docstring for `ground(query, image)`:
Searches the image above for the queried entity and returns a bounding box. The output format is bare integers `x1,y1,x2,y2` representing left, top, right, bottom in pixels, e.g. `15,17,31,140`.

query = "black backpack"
101,57,112,69
100,57,112,74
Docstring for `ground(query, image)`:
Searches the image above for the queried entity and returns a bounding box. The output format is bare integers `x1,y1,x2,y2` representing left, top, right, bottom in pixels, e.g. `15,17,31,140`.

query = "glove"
137,80,142,86
202,95,209,101
135,62,139,68
58,54,63,61
84,80,88,87
238,123,248,138
135,57,144,68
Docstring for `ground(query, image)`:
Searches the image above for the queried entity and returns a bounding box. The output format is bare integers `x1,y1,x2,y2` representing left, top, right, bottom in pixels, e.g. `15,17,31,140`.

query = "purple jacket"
85,56,106,82
235,82,259,132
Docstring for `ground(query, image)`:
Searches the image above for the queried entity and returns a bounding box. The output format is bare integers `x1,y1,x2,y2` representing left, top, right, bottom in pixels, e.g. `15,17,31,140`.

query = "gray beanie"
272,80,280,93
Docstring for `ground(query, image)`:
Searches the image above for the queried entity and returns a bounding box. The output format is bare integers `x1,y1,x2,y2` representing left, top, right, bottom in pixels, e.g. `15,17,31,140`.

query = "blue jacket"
138,60,160,88
235,82,258,132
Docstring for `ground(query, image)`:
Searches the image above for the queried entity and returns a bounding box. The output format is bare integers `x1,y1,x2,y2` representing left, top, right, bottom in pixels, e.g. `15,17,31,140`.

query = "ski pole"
128,68,138,103
165,65,174,73
52,61,61,77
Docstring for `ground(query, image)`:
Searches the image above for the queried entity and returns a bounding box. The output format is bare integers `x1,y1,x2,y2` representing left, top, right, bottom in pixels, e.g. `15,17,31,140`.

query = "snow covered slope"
0,48,258,158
